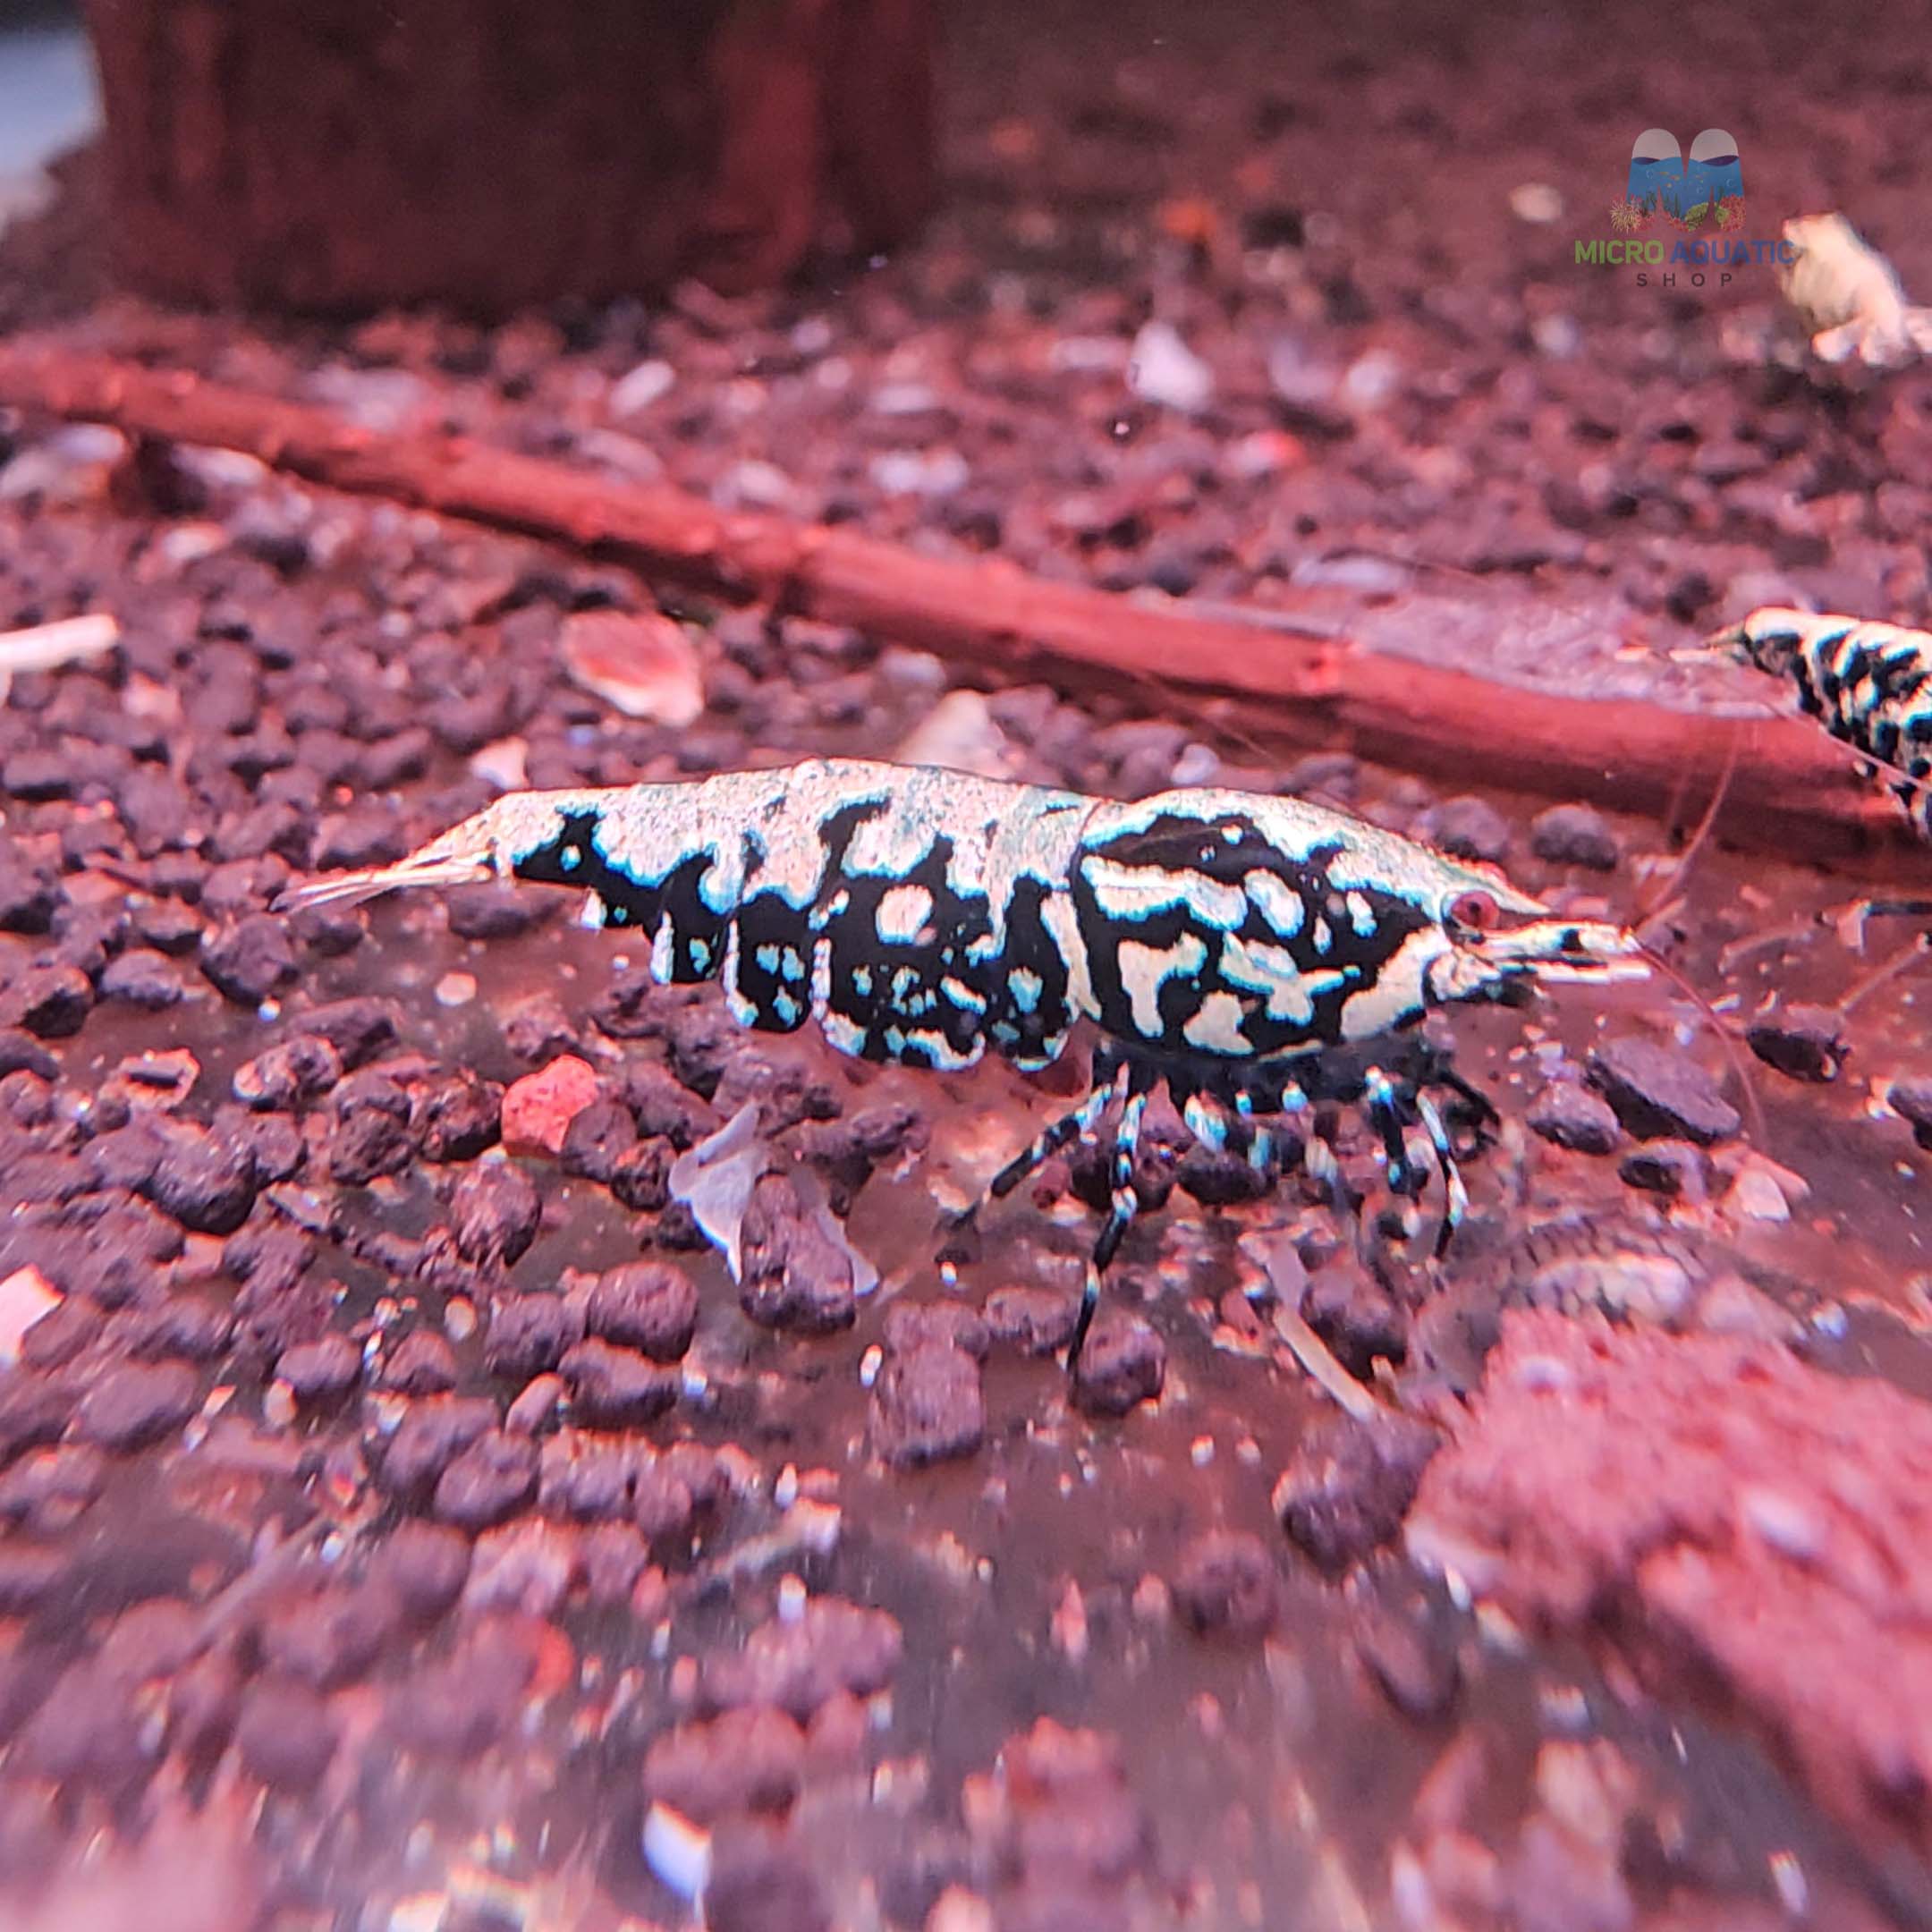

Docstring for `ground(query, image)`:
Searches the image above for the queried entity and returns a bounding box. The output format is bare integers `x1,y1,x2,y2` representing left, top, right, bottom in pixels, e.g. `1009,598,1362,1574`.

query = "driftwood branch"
0,343,1912,866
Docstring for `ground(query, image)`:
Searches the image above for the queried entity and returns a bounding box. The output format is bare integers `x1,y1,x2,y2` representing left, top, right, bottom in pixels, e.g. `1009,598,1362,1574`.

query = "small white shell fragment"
1727,1164,1789,1223
869,448,970,496
894,689,1017,780
1127,320,1215,413
1739,1485,1824,1561
468,735,529,792
641,1801,711,1902
560,608,704,726
666,1102,767,1281
1770,1850,1809,1917
609,357,676,415
434,971,477,1008
0,1266,60,1367
715,458,795,510
1511,1352,1576,1394
1509,182,1564,225
1051,1579,1089,1664
384,1895,448,1932
927,1888,996,1932
789,1498,842,1555
0,428,124,507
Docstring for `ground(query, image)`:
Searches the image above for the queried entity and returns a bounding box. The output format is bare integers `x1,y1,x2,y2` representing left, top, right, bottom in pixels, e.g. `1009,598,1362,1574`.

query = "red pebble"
500,1055,601,1157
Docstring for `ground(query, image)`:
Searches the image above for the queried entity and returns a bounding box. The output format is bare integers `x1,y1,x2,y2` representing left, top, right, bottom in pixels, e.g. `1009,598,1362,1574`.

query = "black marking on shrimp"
515,810,730,979
1072,811,1435,1056
814,832,996,1068
276,758,1642,1374
985,873,1078,1069
1712,608,1932,838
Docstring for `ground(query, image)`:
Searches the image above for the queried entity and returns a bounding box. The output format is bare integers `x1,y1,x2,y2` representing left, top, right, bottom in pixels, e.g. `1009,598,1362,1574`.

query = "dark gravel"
1171,1530,1278,1640
1746,1004,1850,1083
557,1337,679,1426
1529,803,1620,871
737,1172,857,1334
1274,1411,1439,1577
1588,1037,1742,1145
433,1429,541,1530
1071,1314,1165,1416
1526,1080,1622,1156
869,1335,987,1467
582,1259,700,1360
72,1360,199,1450
1618,1140,1709,1199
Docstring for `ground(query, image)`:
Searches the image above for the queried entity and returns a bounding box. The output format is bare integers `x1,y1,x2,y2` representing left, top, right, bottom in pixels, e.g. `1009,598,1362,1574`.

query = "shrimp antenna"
1633,935,1767,1151
1632,716,1744,932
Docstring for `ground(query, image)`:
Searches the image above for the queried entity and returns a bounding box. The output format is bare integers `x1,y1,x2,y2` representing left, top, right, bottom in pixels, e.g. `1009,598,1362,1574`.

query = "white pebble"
469,736,529,792
1532,313,1582,359
1049,335,1129,374
1740,1486,1824,1561
641,1802,710,1902
1172,742,1221,785
1128,320,1215,412
1728,1165,1789,1222
1342,350,1402,411
1769,1850,1809,1917
790,1498,842,1555
869,381,941,416
434,971,477,1008
1512,1353,1576,1394
1510,182,1565,225
0,1266,60,1368
609,359,675,415
715,459,795,510
869,448,970,497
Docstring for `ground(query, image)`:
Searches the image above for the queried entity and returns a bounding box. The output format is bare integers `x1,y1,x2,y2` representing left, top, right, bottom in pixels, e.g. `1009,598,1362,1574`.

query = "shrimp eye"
1447,888,1499,936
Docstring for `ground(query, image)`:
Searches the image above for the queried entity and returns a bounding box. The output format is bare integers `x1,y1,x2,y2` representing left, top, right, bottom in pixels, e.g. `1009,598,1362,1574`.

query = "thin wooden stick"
0,611,120,676
0,611,121,705
0,342,1912,864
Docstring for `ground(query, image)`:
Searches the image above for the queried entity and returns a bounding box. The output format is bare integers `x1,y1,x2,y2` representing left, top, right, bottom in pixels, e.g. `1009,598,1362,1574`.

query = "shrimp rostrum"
278,758,1648,1368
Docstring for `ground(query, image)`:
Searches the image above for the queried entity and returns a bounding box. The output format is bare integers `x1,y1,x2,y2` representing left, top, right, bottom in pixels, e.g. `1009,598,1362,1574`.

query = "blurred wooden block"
80,0,933,313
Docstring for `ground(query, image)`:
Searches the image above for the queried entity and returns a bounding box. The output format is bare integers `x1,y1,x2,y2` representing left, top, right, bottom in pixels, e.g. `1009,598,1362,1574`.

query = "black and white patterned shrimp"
276,758,1647,1368
1699,607,1932,836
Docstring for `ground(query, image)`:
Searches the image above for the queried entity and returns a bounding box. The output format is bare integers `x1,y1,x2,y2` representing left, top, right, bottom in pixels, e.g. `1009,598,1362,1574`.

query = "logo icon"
1619,127,1742,230
1626,128,1683,212
1581,128,1785,284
